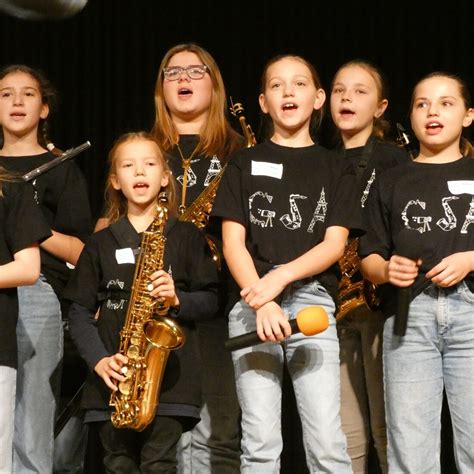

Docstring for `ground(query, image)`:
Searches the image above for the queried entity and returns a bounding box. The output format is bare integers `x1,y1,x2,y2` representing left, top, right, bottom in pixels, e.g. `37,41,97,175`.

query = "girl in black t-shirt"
0,64,92,473
64,132,219,472
151,43,243,473
0,169,51,474
212,54,360,472
330,59,409,474
360,72,474,473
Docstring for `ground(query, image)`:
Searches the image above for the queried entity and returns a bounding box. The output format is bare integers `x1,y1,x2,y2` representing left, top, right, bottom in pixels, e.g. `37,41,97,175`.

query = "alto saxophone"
179,98,256,267
110,193,185,431
336,238,379,321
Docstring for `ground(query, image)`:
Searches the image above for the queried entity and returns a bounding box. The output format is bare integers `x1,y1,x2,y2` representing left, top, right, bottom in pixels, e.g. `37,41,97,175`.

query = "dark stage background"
1,2,471,473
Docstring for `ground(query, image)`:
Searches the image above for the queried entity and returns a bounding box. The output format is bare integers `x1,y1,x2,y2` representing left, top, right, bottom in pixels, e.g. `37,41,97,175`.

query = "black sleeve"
358,178,392,259
53,162,93,242
62,236,101,311
68,302,110,372
174,226,220,322
6,181,51,254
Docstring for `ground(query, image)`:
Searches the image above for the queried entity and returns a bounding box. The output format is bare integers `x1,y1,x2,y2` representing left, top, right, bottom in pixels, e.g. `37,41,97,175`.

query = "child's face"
111,139,169,213
410,76,473,152
259,57,325,138
0,71,49,140
330,65,387,139
162,51,213,125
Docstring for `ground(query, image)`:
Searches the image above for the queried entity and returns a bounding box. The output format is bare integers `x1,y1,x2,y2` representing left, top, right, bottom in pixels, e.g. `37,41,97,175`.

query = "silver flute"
23,141,91,182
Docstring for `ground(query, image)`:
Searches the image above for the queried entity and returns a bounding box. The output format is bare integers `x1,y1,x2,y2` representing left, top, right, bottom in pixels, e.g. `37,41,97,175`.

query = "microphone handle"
394,286,411,337
224,319,299,352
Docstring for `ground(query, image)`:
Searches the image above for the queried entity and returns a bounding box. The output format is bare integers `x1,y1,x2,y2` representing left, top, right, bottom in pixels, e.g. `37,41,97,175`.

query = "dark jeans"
98,416,183,473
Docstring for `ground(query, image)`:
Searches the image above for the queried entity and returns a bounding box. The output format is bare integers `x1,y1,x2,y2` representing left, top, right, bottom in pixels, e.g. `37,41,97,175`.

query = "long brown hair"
410,71,473,158
0,64,57,149
104,132,177,224
151,43,241,160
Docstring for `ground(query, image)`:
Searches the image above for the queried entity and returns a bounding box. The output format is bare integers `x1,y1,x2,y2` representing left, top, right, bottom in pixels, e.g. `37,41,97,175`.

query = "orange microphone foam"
224,305,329,351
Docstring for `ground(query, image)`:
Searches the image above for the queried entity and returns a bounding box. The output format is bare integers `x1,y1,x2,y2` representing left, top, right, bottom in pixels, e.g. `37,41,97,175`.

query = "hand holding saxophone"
147,269,180,308
94,353,128,392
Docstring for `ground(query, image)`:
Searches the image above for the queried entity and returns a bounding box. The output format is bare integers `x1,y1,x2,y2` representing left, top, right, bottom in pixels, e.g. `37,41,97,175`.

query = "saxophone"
178,99,256,267
336,238,379,321
110,193,185,431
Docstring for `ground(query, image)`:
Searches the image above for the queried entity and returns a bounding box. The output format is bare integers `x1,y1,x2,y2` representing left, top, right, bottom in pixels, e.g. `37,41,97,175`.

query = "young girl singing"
360,72,474,473
0,169,51,473
212,54,361,473
64,132,219,472
152,42,243,473
330,59,409,473
0,64,92,473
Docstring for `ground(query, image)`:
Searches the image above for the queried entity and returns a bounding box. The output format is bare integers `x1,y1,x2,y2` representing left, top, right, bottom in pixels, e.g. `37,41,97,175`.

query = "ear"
110,174,121,191
161,170,169,188
313,88,326,111
375,99,388,119
259,93,268,114
40,103,49,120
463,108,473,128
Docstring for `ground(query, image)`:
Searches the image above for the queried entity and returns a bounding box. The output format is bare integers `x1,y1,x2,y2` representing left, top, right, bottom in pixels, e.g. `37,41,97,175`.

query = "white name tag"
115,247,135,264
251,161,283,180
448,180,474,195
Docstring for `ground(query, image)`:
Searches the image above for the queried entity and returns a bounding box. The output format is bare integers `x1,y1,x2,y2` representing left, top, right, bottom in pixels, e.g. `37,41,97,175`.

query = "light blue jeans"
13,275,63,474
0,366,16,474
383,282,474,474
229,279,351,473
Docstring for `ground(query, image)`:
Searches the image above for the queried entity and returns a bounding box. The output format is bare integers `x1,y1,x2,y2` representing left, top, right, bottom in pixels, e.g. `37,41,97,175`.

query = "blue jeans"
13,275,63,474
383,282,474,474
0,366,16,474
229,279,351,473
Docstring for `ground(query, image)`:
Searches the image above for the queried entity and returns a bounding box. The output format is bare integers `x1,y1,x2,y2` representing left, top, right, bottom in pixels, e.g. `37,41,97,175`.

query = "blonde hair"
151,43,241,160
104,132,177,223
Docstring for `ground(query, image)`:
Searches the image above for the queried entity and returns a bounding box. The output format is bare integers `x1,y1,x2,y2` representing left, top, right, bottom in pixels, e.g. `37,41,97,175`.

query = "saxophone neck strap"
354,136,378,183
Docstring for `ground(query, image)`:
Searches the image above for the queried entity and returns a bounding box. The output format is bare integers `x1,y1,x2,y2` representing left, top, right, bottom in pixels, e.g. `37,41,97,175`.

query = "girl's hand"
426,252,474,287
148,269,179,308
94,353,128,391
255,301,292,343
241,267,291,310
387,255,420,288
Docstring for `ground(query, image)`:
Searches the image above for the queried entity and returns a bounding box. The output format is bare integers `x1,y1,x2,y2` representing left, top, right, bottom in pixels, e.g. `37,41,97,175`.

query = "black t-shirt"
63,216,219,417
0,152,93,298
212,139,363,300
0,180,51,368
359,156,474,312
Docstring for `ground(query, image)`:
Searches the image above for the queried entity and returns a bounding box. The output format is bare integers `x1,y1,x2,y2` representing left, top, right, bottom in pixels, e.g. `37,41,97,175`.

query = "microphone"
396,123,417,161
393,229,424,337
224,306,329,352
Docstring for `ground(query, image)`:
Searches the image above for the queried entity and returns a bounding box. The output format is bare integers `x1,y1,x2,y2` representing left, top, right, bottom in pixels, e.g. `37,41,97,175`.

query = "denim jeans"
229,279,351,473
13,275,63,474
337,308,387,474
0,366,16,474
177,316,241,474
383,282,474,474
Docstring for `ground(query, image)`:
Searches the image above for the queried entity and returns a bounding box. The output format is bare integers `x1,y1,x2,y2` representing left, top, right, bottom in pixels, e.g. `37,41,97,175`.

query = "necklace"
176,142,200,215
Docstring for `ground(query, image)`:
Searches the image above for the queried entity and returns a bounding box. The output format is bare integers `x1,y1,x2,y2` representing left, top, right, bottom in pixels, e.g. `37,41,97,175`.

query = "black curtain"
1,2,470,472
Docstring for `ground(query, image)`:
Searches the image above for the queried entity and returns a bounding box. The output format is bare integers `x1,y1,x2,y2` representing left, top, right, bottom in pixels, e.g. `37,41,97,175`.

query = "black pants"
98,416,183,473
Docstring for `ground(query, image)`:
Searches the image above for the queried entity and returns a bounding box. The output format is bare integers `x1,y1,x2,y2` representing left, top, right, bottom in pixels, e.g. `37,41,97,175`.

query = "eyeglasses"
163,65,209,81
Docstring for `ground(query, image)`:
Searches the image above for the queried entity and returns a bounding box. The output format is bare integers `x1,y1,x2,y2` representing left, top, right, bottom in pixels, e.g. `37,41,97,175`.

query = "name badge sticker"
251,161,283,180
115,247,135,264
448,180,474,195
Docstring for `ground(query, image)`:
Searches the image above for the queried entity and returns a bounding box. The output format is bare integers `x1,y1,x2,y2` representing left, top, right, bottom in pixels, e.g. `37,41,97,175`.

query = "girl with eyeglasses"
152,43,243,473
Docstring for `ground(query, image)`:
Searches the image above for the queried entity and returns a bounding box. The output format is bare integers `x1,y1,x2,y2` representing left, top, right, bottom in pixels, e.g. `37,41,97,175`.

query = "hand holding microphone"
224,305,329,352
